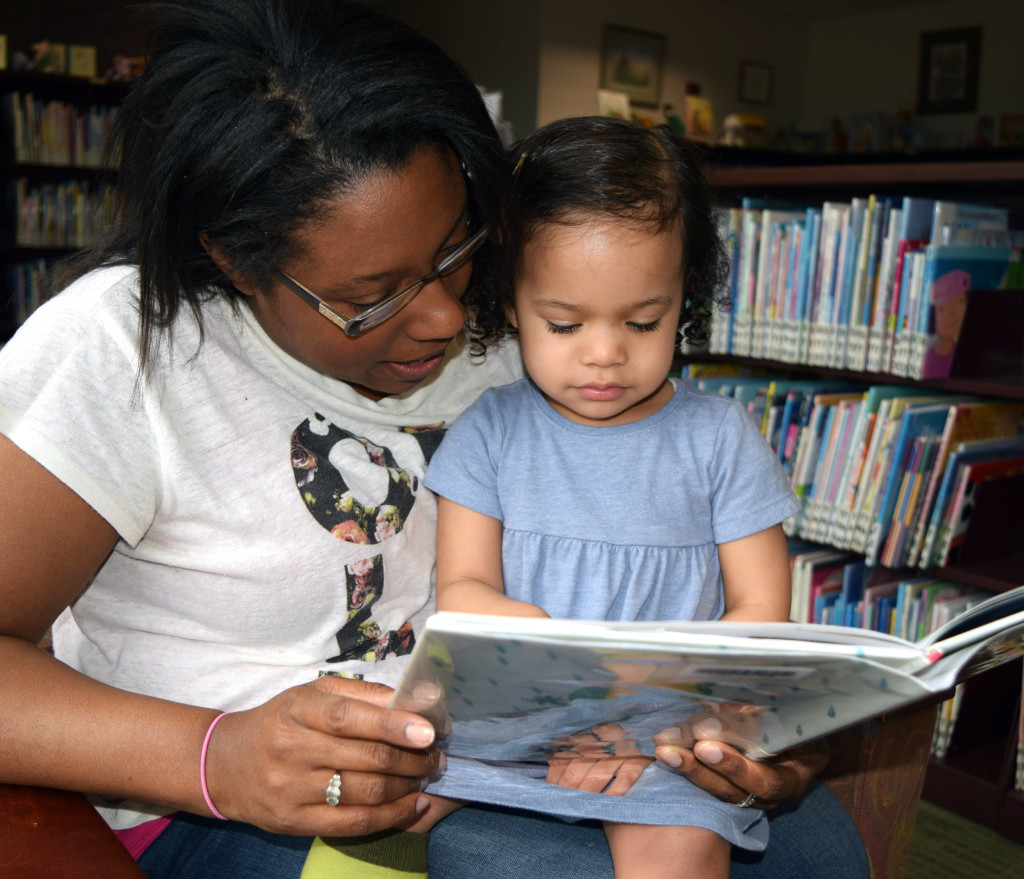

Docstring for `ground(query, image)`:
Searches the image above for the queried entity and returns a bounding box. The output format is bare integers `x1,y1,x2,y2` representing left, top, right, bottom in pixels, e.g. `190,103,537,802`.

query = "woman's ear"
199,233,257,297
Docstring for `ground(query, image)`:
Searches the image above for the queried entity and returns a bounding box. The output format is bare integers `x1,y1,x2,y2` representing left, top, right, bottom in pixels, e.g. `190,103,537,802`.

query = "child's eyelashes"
627,319,662,333
543,319,664,334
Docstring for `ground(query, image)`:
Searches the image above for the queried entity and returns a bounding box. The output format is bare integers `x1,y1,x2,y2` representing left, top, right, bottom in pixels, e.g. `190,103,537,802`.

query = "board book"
390,590,1024,763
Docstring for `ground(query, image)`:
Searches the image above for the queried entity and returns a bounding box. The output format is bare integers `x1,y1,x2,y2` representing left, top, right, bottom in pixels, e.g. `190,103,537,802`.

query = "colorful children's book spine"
864,402,953,567
845,195,878,371
732,202,763,356
867,207,903,373
809,202,848,366
710,208,741,354
829,199,865,369
795,207,823,363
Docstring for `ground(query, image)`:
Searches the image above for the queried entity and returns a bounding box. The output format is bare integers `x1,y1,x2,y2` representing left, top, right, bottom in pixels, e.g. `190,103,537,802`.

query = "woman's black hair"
472,115,728,349
53,0,508,369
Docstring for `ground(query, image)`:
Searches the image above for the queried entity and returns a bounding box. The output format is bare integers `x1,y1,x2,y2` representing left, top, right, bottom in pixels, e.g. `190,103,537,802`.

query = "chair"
0,703,936,878
821,701,938,879
0,782,145,877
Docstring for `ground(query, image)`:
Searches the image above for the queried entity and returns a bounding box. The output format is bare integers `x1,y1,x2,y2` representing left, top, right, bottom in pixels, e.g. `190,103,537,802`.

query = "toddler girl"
423,116,800,877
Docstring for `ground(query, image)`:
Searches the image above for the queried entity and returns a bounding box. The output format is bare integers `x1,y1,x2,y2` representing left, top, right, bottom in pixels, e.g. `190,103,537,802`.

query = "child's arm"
718,523,792,623
435,496,548,618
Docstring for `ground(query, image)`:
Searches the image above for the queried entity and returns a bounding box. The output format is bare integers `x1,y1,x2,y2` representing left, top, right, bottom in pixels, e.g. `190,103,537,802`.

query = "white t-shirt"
0,265,522,828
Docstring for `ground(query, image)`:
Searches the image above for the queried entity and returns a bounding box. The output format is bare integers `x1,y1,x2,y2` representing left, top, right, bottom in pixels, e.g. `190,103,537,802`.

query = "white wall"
388,0,1022,147
536,0,809,139
383,0,542,142
804,0,1024,148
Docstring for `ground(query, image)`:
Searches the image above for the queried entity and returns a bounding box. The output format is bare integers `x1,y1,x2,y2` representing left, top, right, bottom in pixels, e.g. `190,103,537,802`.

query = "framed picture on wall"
599,25,665,107
916,27,982,115
738,61,773,105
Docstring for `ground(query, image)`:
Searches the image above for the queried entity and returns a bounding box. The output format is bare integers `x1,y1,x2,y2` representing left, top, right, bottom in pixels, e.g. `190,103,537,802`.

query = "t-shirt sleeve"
0,290,161,545
423,389,505,522
708,400,800,544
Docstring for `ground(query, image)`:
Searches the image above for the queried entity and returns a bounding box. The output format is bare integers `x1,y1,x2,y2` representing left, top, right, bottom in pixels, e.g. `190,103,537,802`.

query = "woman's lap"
428,780,869,879
137,812,313,879
135,780,868,879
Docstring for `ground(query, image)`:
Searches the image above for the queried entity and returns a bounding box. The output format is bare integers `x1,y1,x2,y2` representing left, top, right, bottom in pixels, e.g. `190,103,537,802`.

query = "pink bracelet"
200,711,230,821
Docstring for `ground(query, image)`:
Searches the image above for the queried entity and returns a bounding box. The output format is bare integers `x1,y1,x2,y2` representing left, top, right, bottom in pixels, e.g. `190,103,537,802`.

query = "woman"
0,1,866,877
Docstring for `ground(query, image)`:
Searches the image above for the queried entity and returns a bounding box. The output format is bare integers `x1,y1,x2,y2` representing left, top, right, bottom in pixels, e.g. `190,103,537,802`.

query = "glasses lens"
354,280,427,335
348,226,488,337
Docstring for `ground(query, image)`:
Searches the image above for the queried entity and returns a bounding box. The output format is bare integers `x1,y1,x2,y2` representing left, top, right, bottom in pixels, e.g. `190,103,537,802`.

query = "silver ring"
325,771,342,807
733,792,757,808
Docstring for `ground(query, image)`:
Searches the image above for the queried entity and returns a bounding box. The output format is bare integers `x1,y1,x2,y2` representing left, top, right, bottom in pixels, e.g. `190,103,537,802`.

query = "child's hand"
544,722,652,795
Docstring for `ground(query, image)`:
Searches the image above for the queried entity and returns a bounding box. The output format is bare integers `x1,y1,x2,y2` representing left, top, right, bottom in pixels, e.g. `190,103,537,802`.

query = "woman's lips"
385,349,448,382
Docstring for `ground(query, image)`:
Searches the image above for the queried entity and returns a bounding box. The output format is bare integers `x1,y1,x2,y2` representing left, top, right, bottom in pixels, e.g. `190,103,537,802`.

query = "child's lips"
577,384,626,401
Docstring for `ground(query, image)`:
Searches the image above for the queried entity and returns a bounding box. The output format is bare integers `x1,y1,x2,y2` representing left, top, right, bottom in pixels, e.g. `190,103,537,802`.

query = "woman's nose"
403,275,466,339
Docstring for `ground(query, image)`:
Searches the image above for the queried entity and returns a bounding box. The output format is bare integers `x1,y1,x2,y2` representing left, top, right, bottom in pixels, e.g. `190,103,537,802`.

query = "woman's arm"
718,523,792,623
0,435,440,835
435,496,547,618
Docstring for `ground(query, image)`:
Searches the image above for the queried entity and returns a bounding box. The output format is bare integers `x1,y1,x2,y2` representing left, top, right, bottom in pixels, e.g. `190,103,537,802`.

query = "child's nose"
583,329,627,367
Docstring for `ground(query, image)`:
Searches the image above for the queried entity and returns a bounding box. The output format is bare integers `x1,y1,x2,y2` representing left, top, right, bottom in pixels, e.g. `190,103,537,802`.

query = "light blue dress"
422,378,801,850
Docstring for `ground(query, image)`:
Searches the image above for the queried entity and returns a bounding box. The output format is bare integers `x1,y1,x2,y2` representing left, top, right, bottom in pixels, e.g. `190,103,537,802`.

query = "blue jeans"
138,781,867,878
138,812,314,878
428,781,869,879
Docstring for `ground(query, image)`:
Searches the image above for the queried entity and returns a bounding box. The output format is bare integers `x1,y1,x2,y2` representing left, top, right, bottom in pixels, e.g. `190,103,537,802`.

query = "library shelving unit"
0,70,126,342
689,146,1024,844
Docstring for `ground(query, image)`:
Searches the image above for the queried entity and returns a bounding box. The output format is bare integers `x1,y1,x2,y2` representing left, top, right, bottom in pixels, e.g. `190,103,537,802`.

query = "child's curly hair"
467,115,729,353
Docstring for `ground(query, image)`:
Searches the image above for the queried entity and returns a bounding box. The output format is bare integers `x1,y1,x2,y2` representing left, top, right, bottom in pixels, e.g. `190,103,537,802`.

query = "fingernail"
694,717,724,737
656,747,683,768
415,794,431,814
406,722,435,747
412,681,442,702
696,741,724,764
419,776,430,791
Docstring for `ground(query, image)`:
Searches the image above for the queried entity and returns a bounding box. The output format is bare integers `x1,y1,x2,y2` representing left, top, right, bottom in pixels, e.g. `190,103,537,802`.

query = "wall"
396,0,1022,150
804,0,1024,148
535,0,808,139
382,0,542,144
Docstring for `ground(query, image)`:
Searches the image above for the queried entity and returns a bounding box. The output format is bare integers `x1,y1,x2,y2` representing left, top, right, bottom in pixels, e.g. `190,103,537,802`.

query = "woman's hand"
653,716,828,809
203,675,445,836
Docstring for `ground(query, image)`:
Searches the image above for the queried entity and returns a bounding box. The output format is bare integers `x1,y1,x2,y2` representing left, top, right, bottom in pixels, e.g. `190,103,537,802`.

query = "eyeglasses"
274,224,490,338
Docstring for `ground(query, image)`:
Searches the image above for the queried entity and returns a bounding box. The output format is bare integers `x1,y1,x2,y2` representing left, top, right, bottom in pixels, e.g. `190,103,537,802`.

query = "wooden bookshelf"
684,148,1024,841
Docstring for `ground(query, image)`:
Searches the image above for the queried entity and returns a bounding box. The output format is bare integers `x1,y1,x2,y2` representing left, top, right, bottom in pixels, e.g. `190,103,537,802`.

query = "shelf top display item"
391,593,1024,762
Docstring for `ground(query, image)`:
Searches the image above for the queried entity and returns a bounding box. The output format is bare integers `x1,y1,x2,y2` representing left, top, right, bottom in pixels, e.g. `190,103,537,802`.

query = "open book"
390,587,1024,761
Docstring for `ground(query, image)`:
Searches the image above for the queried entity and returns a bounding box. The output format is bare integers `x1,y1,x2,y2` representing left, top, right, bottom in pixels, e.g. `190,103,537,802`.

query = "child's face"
512,218,683,427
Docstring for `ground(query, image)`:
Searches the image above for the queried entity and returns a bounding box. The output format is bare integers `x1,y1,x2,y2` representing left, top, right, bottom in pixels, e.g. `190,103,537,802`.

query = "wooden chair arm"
0,783,146,878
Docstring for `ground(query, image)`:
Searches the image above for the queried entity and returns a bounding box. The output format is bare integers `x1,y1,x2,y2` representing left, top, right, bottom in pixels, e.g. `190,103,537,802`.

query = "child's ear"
507,304,519,330
199,233,257,296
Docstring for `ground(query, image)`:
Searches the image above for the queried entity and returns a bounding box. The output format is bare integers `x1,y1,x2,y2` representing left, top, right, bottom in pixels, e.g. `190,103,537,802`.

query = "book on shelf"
935,455,1024,568
705,190,1021,385
905,401,1024,568
871,197,934,373
919,434,1024,570
860,397,965,565
907,245,1014,381
389,588,1024,762
930,200,1009,247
